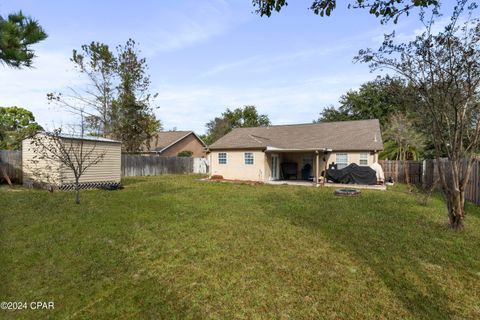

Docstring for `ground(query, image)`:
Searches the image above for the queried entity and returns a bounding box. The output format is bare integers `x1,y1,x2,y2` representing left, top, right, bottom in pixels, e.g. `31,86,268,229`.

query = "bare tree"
356,0,480,229
47,42,117,137
30,115,106,204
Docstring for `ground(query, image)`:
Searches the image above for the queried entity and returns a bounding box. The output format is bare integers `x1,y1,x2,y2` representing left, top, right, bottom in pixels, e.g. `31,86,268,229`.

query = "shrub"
177,150,193,157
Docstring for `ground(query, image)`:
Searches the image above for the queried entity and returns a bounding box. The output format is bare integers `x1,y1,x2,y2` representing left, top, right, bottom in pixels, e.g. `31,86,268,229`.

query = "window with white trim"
244,152,254,165
336,153,348,169
359,153,369,166
218,152,227,164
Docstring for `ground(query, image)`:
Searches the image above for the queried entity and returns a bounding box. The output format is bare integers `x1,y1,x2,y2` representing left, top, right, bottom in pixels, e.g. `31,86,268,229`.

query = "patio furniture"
326,163,377,185
281,162,298,180
328,163,338,170
301,163,312,180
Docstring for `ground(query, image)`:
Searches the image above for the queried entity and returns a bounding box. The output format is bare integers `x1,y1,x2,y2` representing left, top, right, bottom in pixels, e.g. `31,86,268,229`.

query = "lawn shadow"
259,189,457,319
64,276,204,319
121,176,154,187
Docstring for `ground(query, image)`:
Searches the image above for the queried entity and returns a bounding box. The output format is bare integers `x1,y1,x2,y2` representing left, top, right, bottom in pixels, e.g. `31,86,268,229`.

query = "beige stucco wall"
328,151,377,168
161,134,205,157
210,149,379,182
22,136,121,186
209,150,267,181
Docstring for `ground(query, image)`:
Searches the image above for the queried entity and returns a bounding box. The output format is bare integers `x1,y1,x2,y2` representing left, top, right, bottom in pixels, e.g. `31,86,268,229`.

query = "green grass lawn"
1,175,480,319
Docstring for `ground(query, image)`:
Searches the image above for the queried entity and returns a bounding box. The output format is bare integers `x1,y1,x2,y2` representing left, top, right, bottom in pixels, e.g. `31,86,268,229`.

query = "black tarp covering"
326,163,377,185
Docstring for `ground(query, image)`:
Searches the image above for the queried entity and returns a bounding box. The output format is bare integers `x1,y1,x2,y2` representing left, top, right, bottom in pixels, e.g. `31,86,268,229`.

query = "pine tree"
0,11,47,68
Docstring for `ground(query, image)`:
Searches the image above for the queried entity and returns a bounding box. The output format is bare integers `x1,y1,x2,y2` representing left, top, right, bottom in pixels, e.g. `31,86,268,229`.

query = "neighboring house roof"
144,131,206,152
208,119,383,151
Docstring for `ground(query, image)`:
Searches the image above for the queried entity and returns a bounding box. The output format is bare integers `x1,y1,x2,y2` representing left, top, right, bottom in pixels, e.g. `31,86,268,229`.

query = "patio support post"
323,151,329,187
315,150,320,187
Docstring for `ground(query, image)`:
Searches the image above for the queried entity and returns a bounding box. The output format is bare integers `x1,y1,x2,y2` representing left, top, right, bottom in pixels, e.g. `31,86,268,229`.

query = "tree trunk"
437,158,467,230
404,158,410,186
446,190,465,229
75,179,80,204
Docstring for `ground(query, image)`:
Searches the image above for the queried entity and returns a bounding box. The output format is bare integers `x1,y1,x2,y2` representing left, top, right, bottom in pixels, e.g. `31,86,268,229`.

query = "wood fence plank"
380,158,480,206
0,150,22,183
120,155,195,177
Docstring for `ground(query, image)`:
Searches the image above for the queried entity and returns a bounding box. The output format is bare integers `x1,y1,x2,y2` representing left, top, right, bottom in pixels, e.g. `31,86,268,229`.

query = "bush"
177,150,193,157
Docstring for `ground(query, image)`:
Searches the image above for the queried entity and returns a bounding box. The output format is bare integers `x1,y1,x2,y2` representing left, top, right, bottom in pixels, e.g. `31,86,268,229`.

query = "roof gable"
144,131,206,152
208,119,383,151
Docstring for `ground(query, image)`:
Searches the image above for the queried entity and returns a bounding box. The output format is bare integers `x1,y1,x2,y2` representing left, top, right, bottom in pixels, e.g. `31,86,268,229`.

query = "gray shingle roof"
208,119,383,151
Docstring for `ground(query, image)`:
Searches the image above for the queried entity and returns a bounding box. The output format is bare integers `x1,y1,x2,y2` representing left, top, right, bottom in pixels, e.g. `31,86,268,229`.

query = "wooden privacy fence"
422,158,480,206
379,160,423,184
379,159,480,206
0,150,22,183
121,154,196,177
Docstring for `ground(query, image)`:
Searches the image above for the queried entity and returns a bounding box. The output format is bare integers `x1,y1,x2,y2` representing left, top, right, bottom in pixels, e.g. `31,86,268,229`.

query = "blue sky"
0,0,436,134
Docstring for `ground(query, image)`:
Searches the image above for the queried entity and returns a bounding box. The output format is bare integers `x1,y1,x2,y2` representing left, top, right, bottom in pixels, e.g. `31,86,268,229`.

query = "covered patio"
265,146,385,190
265,147,332,187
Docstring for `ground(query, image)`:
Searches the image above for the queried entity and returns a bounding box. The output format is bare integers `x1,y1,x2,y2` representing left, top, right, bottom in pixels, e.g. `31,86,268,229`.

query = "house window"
336,153,348,169
244,152,254,165
218,152,227,164
302,155,313,167
359,153,369,166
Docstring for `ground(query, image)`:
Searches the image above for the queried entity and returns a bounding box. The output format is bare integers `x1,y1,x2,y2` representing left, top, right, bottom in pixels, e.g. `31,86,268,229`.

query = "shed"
22,133,121,189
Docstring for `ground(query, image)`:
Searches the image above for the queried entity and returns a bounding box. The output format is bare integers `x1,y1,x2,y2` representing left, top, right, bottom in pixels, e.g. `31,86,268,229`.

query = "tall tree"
315,76,415,127
47,39,161,149
314,76,433,159
382,113,425,185
72,42,117,136
0,106,42,150
382,113,426,161
204,105,271,144
47,42,118,137
356,0,480,229
0,11,47,68
113,39,161,151
253,0,439,23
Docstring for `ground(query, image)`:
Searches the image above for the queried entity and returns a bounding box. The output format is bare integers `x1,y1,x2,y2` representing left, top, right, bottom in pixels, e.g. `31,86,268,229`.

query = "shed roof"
46,133,121,144
208,119,383,151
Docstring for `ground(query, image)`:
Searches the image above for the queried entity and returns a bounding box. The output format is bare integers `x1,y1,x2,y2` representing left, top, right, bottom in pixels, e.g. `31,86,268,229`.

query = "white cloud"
0,48,88,129
155,72,374,134
142,0,243,55
200,43,352,78
146,19,228,54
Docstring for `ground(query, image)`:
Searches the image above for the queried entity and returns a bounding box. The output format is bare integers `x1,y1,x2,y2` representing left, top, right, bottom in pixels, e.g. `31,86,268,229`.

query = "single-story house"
22,133,121,189
207,119,383,183
141,131,206,157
